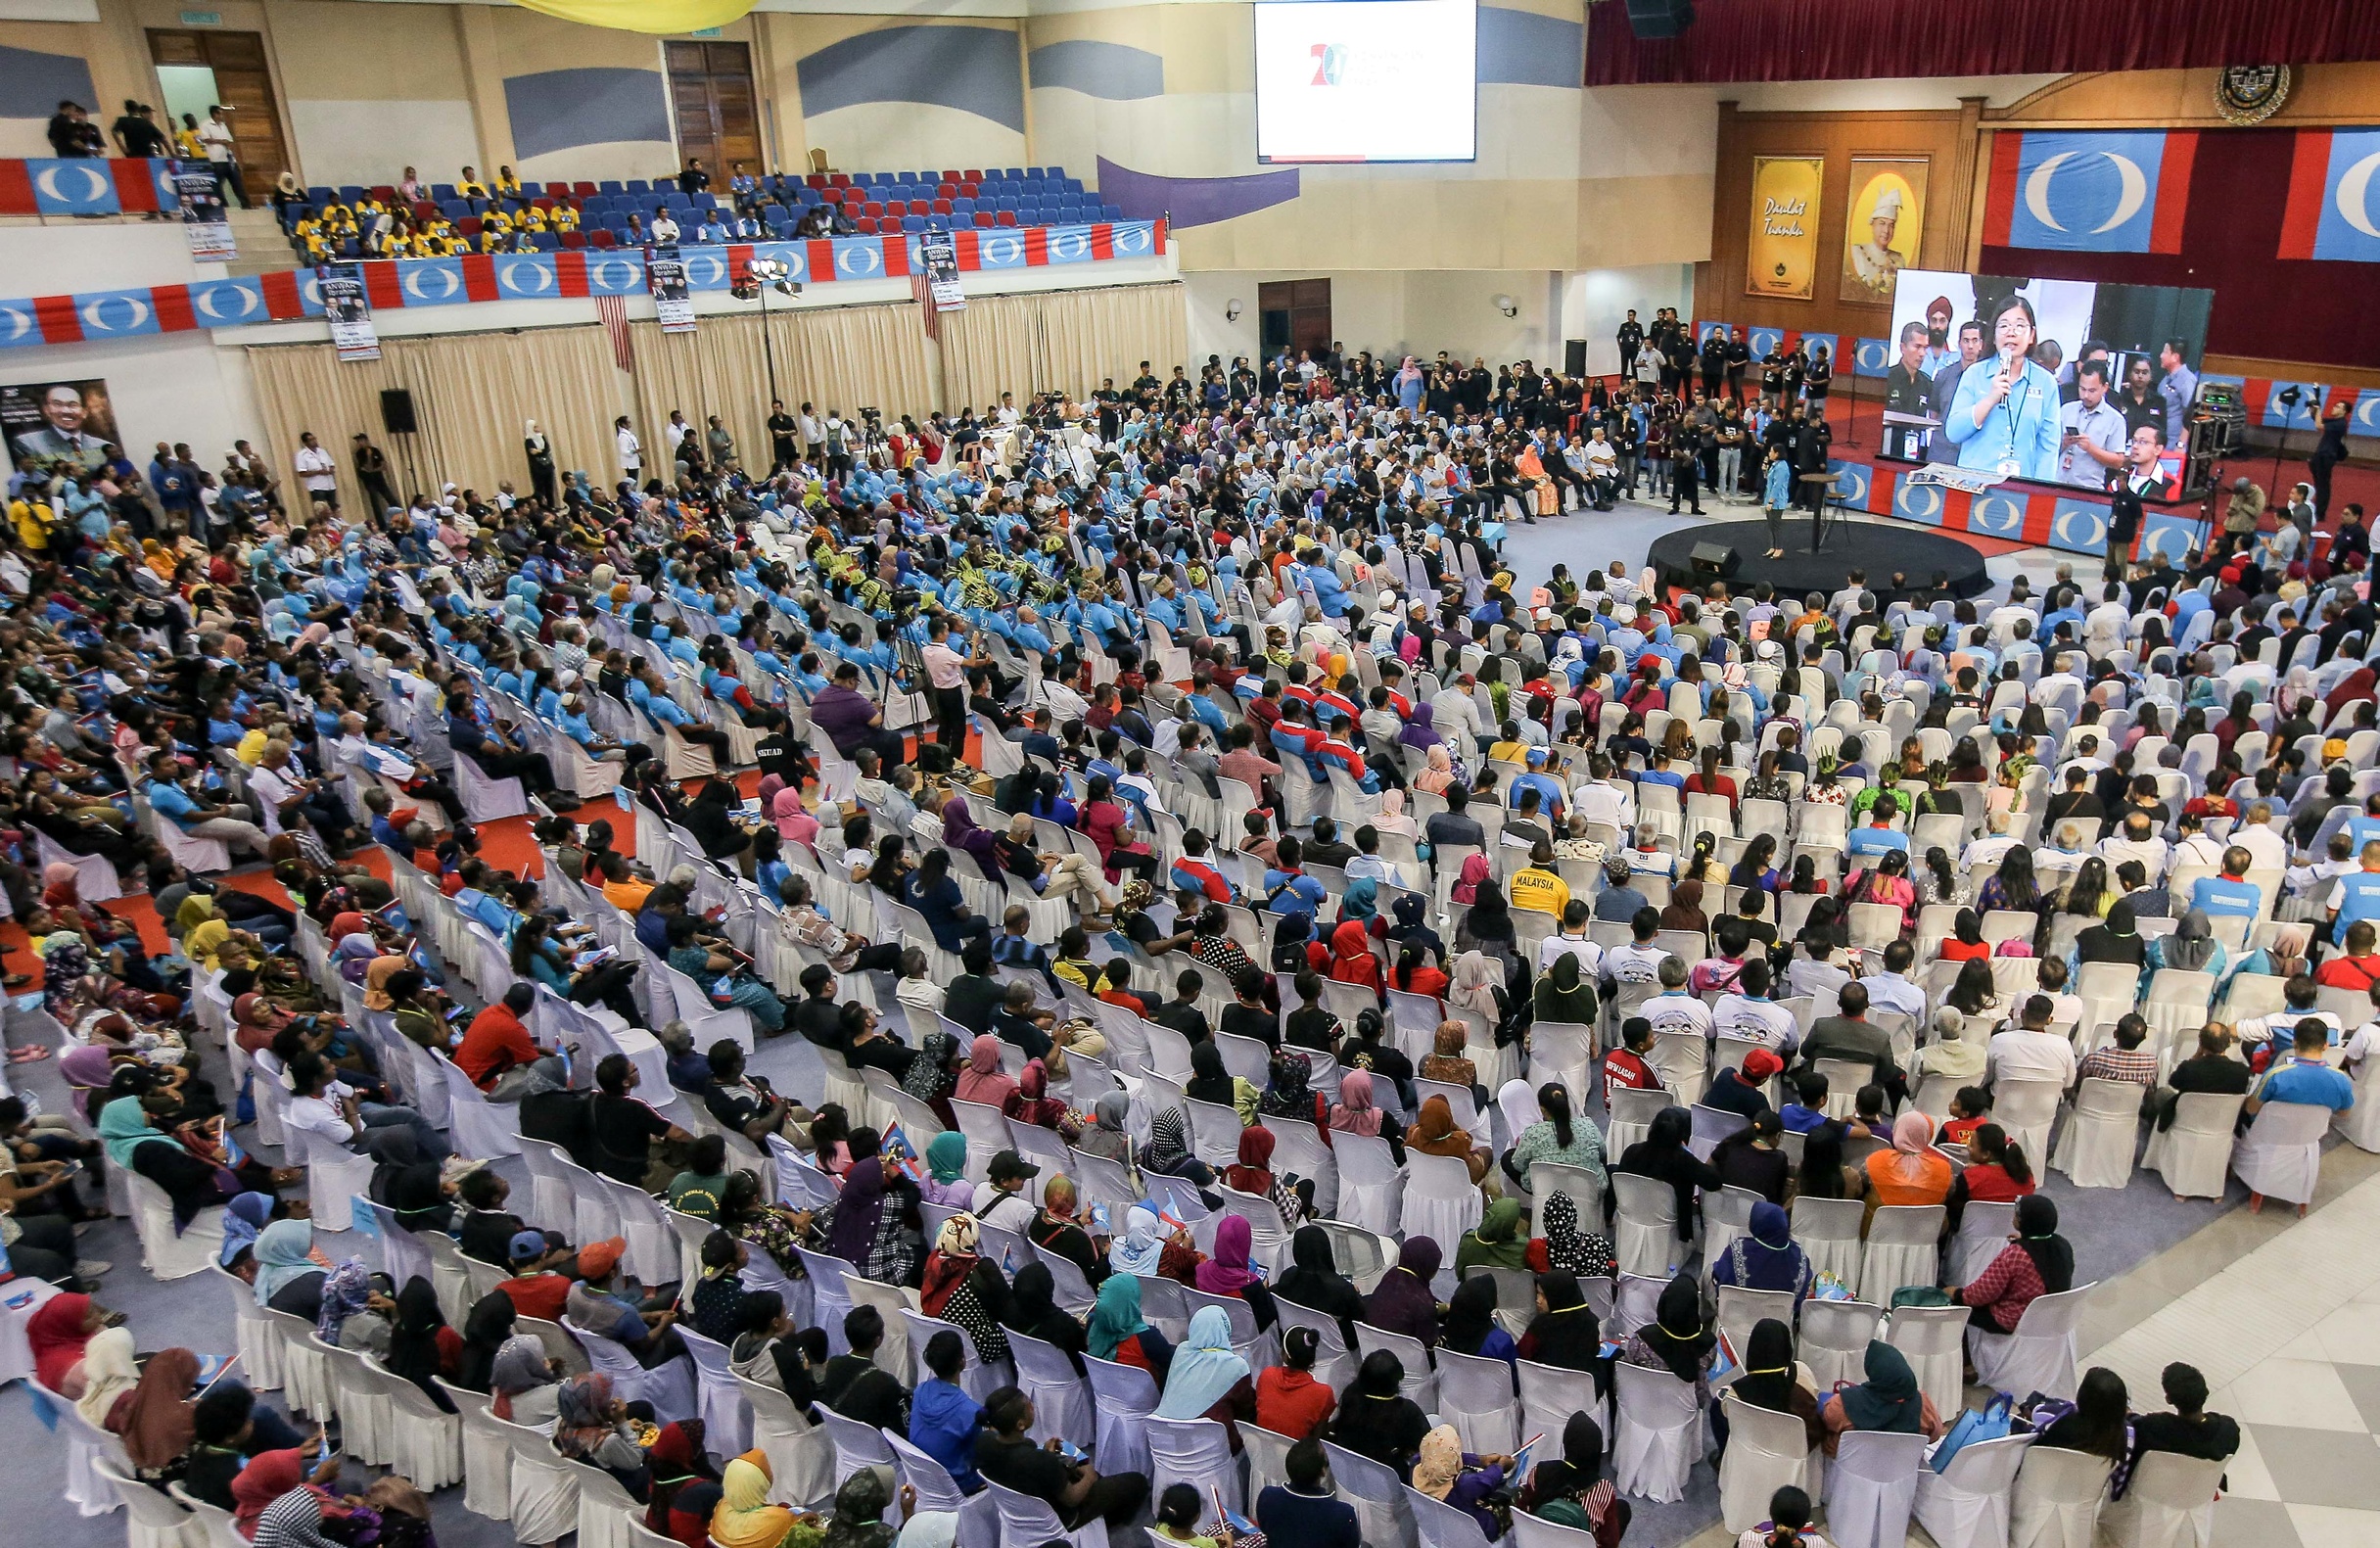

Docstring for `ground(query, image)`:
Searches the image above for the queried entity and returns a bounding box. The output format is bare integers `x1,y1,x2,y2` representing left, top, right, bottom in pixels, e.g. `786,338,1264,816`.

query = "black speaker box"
1689,540,1739,577
380,388,417,435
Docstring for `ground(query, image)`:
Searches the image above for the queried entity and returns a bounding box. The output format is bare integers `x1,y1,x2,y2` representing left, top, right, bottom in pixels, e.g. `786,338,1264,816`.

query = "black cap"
988,1149,1040,1184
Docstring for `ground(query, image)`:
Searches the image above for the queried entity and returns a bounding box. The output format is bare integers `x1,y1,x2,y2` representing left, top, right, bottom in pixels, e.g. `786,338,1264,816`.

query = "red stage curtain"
1586,0,2380,86
1980,128,2380,370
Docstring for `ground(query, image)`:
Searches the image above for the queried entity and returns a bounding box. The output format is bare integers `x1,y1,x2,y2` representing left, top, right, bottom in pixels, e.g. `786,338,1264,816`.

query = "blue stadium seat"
761,203,785,223
532,231,559,251
307,184,336,205
1103,205,1123,220
598,180,625,196
952,197,974,214
1026,165,1048,179
896,170,918,185
768,220,793,239
625,179,650,194
996,196,1017,212
440,199,471,220
431,182,457,200
337,184,365,204
1003,166,1025,179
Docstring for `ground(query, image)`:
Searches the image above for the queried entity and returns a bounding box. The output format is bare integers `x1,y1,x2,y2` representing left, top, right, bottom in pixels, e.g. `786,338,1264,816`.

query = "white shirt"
1713,994,1797,1051
1642,990,1713,1038
294,445,337,492
199,118,235,164
970,1185,1037,1234
1986,1027,2077,1088
1570,780,1633,833
617,427,641,470
1786,957,1849,1001
2233,822,2288,873
1960,834,2020,872
1603,941,1668,987
2238,1008,2342,1050
1862,971,1926,1021
1538,933,1602,979
2097,834,2170,882
286,1090,357,1147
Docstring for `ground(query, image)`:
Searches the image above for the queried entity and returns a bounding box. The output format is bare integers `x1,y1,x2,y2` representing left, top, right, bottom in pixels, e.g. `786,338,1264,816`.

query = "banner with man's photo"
646,245,695,334
172,160,236,262
317,263,381,361
0,378,119,474
1841,157,1927,305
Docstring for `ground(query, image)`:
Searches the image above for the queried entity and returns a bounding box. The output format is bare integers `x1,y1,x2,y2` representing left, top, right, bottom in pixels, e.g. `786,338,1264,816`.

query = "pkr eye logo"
1309,43,1349,85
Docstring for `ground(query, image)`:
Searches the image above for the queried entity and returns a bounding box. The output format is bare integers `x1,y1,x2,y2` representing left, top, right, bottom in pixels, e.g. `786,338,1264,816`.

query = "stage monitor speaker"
1563,339,1587,376
380,389,417,436
1689,540,1739,579
1625,0,1695,39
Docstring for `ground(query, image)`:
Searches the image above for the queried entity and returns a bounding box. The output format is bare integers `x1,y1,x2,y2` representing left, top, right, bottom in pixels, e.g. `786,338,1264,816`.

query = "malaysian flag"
910,261,939,342
594,293,634,370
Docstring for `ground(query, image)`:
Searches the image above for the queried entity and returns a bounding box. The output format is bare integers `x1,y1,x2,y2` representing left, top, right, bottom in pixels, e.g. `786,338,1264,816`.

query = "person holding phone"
1944,295,2062,481
976,1384,1150,1530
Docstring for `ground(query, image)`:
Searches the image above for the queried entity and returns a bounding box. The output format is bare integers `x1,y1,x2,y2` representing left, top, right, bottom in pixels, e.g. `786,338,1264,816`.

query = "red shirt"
1255,1366,1337,1441
2316,953,2380,991
455,1004,539,1091
1959,1161,2035,1202
1602,1048,1661,1092
499,1272,570,1321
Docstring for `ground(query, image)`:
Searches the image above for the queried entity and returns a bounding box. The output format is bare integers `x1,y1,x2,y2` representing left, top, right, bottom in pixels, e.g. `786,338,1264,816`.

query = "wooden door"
148,29,291,191
1259,279,1332,360
666,40,763,178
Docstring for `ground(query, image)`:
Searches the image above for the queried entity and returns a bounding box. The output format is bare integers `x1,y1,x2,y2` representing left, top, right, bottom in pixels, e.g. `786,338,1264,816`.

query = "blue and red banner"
1983,130,2196,255
0,219,1167,350
0,157,174,216
2278,128,2380,263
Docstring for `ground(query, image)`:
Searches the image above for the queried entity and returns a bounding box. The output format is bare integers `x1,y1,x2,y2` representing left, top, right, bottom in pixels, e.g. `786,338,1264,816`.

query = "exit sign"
181,10,221,23
690,26,722,36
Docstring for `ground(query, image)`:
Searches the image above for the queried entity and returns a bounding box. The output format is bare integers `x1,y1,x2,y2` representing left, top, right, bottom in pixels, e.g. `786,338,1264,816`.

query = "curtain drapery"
246,326,624,503
1586,0,2380,86
937,283,1187,412
629,303,937,467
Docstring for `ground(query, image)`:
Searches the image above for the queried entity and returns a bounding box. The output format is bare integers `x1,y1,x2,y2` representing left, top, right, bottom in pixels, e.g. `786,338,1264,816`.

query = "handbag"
1890,1286,1958,1308
1930,1390,2014,1473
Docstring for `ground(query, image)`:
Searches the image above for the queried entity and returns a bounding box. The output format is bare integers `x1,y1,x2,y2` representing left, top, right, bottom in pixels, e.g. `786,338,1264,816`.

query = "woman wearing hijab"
2071,897,2148,979
918,1214,1011,1366
1193,1214,1280,1332
712,1449,799,1548
383,1276,458,1410
2150,908,2227,976
490,1334,563,1423
1864,1111,1954,1219
1439,1276,1517,1368
918,1131,974,1208
1723,1319,1825,1454
1406,1093,1491,1187
1618,1273,1716,1400
904,1035,964,1130
1329,1349,1431,1470
1074,1091,1136,1168
1221,1126,1307,1229
1953,1193,2073,1333
1516,1270,1604,1376
954,1034,1018,1110
1819,1340,1945,1455
28,1290,104,1393
1319,918,1382,995
1659,877,1709,937
1155,1305,1257,1448
1328,1068,1396,1149
1086,1272,1173,1379
1709,1200,1814,1302
1517,1413,1625,1545
1274,1223,1368,1343
1004,1060,1073,1134
253,1220,328,1318
366,1130,451,1234
112,1344,199,1477
823,1153,920,1287
1003,1261,1088,1369
1453,1196,1529,1277
1412,1423,1516,1539
1525,1192,1615,1283
646,1422,723,1548
682,777,753,862
1185,1039,1250,1115
1415,743,1458,797
1365,1235,1443,1345
822,1469,901,1548
1533,952,1598,1025
1612,1106,1723,1242
1140,1100,1213,1188
454,1290,519,1392
232,1447,350,1548
74,1325,141,1431
555,1371,649,1480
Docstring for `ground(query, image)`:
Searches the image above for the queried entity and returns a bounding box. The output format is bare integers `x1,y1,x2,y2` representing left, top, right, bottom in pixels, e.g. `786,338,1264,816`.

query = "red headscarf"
27,1291,94,1389
230,1447,338,1536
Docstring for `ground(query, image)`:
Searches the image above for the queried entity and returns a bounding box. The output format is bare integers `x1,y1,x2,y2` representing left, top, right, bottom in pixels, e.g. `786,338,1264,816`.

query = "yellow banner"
1747,155,1824,302
513,0,752,34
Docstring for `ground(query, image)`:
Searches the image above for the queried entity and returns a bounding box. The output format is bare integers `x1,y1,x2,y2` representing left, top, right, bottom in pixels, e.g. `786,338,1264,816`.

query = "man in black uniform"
1725,327,1751,403
767,399,797,472
351,433,399,514
2309,399,2351,522
1794,405,1834,531
1616,310,1643,380
1700,329,1727,401
1669,418,1707,516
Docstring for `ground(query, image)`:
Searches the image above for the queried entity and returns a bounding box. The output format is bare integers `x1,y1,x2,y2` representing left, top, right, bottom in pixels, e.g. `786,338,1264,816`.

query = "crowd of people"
11,329,2358,1547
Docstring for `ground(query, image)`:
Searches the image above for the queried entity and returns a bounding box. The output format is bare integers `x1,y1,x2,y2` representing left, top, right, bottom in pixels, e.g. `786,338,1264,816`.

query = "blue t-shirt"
2257,1057,2355,1111
1846,825,1911,860
2190,874,2263,921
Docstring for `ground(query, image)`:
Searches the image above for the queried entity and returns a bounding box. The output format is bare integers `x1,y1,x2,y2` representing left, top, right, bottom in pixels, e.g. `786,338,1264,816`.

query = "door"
666,40,763,179
1258,279,1332,362
148,29,292,192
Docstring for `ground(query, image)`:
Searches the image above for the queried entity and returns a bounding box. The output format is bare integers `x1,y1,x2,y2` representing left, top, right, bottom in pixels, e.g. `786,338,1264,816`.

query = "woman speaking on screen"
1943,294,2062,482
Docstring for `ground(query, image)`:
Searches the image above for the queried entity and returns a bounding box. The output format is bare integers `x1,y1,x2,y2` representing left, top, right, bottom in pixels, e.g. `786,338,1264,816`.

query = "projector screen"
1254,0,1478,165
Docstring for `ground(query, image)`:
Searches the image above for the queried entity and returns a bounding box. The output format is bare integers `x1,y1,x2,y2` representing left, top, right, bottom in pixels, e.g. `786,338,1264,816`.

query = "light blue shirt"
1944,355,2062,480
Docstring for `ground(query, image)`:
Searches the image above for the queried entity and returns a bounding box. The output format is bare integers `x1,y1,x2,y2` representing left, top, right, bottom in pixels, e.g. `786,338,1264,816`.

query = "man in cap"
566,1234,686,1363
972,1149,1042,1233
495,1229,576,1320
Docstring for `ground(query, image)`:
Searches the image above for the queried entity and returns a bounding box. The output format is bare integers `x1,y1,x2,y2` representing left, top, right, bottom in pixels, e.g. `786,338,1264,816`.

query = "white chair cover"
568,1458,642,1548
1914,1431,2033,1548
1885,1304,1972,1422
1434,1345,1521,1454
1610,1360,1700,1503
504,1419,583,1544
2009,1442,2113,1548
365,1353,465,1489
96,1458,193,1548
1858,1204,1944,1304
740,1376,833,1508
2050,1078,2144,1189
1008,1329,1097,1446
1967,1284,2092,1404
2142,1093,2246,1199
439,1380,514,1521
678,1326,754,1458
1145,1416,1244,1515
125,1175,227,1280
563,1317,700,1424
2093,1449,2224,1548
2229,1100,2330,1207
1081,1354,1157,1478
1516,1358,1601,1457
1716,1391,1821,1534
1400,1149,1483,1247
439,1055,525,1158
1823,1430,1929,1548
33,1376,126,1516
985,1480,1110,1548
1610,1172,1684,1280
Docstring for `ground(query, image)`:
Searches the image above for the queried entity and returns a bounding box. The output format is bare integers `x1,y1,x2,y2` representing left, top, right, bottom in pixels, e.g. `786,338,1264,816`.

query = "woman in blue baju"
1943,294,2063,481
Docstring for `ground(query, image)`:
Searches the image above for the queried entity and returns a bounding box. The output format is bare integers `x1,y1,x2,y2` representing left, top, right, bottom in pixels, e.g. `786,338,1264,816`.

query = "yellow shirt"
234,727,269,768
458,179,488,199
1487,740,1529,766
1509,867,1570,918
483,208,513,233
479,229,506,253
550,206,579,231
495,174,521,196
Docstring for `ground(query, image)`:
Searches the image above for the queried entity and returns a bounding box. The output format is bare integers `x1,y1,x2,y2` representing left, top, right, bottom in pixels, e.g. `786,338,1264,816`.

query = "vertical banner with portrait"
0,378,119,474
1746,155,1824,302
172,159,235,262
647,245,695,334
317,263,380,362
1841,157,1928,305
919,228,964,312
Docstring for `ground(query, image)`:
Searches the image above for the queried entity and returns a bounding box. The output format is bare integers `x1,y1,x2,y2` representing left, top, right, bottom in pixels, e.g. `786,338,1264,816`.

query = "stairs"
210,206,295,278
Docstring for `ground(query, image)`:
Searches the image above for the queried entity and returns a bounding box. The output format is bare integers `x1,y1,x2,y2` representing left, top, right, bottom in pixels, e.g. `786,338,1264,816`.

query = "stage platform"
1647,518,1993,603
